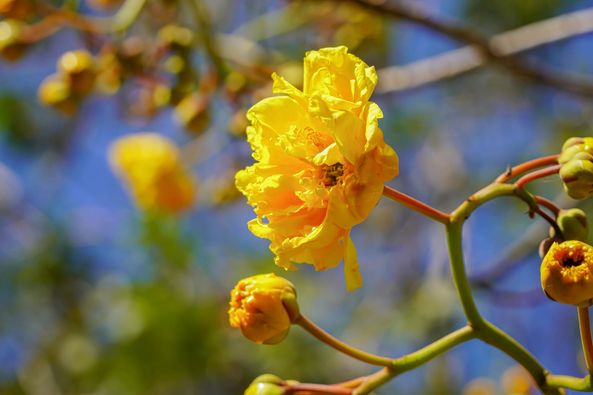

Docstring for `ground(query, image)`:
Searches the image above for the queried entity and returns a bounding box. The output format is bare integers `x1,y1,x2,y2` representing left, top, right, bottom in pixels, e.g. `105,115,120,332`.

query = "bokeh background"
2,0,593,394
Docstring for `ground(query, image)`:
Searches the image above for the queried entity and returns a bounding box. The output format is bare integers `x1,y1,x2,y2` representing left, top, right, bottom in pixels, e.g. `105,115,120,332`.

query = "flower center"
556,246,586,267
321,163,344,187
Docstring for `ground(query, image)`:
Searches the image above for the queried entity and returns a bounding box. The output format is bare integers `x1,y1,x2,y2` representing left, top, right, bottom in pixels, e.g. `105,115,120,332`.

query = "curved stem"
25,0,147,40
578,307,593,375
515,165,561,188
446,221,483,325
534,195,561,216
382,185,450,224
353,326,475,394
475,320,554,393
285,383,352,394
295,315,393,367
447,182,565,394
496,154,560,183
547,374,593,391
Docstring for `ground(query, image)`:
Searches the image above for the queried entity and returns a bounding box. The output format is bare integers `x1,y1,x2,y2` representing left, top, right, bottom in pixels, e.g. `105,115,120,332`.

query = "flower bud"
559,159,593,200
559,137,593,200
228,273,300,345
95,49,122,95
157,24,193,50
244,374,286,395
228,109,248,139
58,50,96,95
174,94,210,134
541,241,593,306
556,208,588,242
37,73,79,115
0,19,26,61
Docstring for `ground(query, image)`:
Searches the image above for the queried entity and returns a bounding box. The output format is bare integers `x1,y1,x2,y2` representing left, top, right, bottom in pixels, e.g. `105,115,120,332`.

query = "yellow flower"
228,273,300,345
541,240,593,306
109,133,195,214
235,46,398,291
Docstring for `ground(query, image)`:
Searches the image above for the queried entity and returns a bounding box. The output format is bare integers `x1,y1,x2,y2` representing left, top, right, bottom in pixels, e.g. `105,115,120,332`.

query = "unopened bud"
157,24,193,50
37,74,78,115
559,137,593,199
229,273,300,345
557,208,588,242
58,50,96,95
0,19,26,61
244,374,286,395
174,94,210,134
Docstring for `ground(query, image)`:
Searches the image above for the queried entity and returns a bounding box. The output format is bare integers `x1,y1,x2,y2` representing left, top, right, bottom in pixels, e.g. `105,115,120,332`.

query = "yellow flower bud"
109,133,196,214
174,94,210,134
58,50,96,95
37,73,79,115
228,273,300,345
157,24,194,50
95,50,122,95
541,241,593,306
557,208,588,242
244,375,286,395
0,19,26,62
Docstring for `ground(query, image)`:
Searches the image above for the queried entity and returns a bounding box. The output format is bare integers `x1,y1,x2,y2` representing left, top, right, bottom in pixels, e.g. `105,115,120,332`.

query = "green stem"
578,307,593,375
475,320,554,392
547,374,592,391
296,315,394,367
447,182,566,394
353,326,475,394
446,221,483,326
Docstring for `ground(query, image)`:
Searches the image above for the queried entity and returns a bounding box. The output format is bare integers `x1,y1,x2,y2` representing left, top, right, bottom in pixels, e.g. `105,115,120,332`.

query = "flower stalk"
515,164,562,188
496,154,559,183
382,185,450,224
295,315,393,367
578,307,593,375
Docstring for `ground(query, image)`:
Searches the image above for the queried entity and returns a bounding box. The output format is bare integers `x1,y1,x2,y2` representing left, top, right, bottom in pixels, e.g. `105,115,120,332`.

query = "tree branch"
350,0,593,96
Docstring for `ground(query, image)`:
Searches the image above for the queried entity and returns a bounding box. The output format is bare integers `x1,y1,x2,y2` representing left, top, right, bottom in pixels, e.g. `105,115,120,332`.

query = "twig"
350,0,593,96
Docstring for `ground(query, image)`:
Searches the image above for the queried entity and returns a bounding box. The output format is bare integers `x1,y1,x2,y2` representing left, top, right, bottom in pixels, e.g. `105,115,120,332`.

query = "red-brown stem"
578,307,593,375
285,383,352,394
383,185,450,224
532,206,562,237
534,195,561,216
496,154,559,183
514,165,561,188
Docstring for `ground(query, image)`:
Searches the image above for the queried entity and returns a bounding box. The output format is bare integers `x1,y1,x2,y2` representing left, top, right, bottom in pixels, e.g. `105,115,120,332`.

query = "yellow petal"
344,235,362,291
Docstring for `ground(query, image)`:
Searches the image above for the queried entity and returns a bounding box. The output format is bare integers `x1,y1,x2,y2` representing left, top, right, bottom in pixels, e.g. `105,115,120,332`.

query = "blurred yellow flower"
228,273,300,345
236,46,398,290
541,240,593,306
109,133,195,214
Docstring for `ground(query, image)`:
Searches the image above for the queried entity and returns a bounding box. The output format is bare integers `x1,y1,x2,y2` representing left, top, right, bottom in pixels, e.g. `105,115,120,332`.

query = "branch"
350,0,593,96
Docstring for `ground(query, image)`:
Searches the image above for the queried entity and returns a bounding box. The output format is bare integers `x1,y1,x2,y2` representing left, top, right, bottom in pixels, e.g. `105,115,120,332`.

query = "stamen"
321,163,344,187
